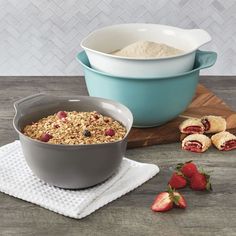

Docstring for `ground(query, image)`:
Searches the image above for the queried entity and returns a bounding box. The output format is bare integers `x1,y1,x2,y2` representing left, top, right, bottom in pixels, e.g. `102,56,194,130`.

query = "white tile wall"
0,0,235,75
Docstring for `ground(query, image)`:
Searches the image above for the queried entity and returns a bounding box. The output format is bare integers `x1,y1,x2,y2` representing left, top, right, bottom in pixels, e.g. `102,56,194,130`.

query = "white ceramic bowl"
81,23,211,78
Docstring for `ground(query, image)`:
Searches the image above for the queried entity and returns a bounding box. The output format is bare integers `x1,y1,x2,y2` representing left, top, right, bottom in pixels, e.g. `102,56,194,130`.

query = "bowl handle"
77,51,90,67
195,50,217,70
14,93,47,112
13,93,48,132
186,29,212,48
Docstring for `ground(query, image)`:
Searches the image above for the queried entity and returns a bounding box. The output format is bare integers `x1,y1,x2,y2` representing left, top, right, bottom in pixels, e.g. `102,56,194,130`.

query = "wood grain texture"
128,84,236,148
0,76,236,236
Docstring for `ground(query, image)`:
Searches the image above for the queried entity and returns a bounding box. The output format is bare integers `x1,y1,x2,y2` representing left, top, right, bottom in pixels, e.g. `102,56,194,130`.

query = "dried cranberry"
92,111,100,120
57,111,67,119
83,129,91,137
53,124,60,128
105,128,115,137
104,117,113,123
40,133,53,142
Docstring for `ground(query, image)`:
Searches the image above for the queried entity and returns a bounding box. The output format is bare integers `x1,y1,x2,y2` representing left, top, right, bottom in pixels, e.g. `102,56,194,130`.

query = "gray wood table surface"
0,76,236,236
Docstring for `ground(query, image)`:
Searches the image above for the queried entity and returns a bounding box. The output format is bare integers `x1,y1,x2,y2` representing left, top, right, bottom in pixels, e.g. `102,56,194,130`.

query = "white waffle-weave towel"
0,141,159,219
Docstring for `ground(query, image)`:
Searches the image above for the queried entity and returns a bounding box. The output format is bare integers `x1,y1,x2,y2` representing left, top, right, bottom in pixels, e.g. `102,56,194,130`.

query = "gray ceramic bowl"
13,94,133,189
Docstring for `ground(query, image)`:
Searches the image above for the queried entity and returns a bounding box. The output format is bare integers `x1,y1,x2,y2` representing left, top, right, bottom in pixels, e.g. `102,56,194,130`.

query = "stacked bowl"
77,24,217,127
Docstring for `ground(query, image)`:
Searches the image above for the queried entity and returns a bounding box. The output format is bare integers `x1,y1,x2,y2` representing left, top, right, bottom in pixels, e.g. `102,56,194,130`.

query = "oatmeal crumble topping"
23,111,126,145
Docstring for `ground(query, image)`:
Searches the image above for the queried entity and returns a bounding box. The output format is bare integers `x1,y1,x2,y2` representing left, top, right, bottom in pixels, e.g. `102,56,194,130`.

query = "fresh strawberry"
168,172,187,189
151,192,173,212
151,186,187,212
177,161,198,178
173,191,187,209
190,171,212,191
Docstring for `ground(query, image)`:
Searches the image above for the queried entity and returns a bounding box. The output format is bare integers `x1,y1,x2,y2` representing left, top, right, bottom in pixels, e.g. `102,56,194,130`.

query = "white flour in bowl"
111,40,183,58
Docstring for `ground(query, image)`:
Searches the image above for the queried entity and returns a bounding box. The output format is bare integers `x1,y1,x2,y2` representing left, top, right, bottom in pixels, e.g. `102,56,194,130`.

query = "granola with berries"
22,111,126,145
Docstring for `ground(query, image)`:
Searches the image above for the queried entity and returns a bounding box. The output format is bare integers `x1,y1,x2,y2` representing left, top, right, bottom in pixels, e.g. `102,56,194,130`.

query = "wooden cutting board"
127,84,236,148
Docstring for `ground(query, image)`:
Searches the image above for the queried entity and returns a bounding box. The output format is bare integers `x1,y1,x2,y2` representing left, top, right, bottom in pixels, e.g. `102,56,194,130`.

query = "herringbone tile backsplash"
0,0,235,75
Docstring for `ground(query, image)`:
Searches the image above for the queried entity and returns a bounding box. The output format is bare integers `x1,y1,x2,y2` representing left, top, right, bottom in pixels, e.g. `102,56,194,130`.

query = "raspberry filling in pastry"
201,118,210,131
183,141,203,153
201,115,226,134
179,118,204,134
182,134,211,153
221,139,236,151
211,131,236,151
183,126,204,134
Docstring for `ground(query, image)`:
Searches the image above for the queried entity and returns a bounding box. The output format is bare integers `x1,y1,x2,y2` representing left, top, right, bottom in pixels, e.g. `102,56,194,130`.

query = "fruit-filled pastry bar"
182,134,211,153
211,131,236,151
179,118,205,134
201,115,226,134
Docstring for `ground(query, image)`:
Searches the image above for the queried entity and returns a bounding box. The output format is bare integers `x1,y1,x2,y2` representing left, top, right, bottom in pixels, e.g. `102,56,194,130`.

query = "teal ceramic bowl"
77,50,217,127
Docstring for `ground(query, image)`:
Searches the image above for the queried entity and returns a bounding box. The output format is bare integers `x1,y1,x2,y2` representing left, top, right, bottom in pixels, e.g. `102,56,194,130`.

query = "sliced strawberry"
173,191,187,209
190,172,212,191
177,161,198,178
151,186,188,212
168,172,187,189
151,192,173,212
